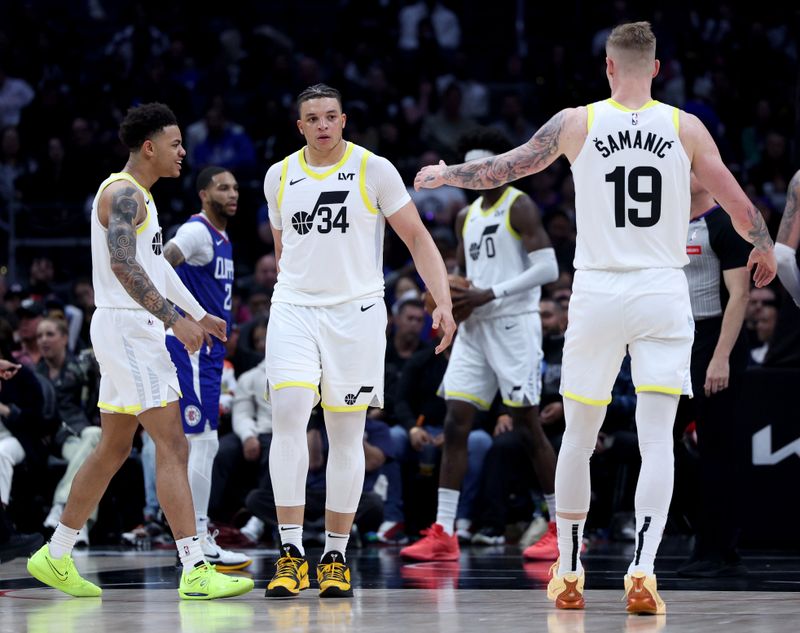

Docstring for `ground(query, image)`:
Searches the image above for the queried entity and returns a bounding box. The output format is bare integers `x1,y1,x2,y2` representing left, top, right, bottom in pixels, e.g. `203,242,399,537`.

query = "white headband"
464,149,495,162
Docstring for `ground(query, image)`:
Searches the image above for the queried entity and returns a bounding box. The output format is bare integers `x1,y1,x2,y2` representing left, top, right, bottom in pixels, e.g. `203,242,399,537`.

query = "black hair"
297,84,342,112
118,102,178,150
458,127,514,160
196,166,230,193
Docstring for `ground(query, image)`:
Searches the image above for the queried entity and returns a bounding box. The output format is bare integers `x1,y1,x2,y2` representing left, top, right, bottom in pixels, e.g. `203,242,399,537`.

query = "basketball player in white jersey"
776,170,800,306
400,127,560,562
27,103,253,601
262,84,455,598
415,22,775,614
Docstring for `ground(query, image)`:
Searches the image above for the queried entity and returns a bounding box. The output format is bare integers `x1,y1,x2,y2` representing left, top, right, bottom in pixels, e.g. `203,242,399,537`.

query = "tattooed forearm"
746,205,774,253
107,186,179,326
443,112,565,190
776,170,800,245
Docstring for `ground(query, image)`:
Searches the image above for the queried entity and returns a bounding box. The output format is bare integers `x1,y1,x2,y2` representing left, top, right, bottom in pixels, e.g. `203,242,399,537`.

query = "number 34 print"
291,191,351,235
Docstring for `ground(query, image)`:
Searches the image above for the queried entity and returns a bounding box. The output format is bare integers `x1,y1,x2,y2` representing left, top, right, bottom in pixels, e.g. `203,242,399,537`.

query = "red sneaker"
399,524,460,561
523,522,559,560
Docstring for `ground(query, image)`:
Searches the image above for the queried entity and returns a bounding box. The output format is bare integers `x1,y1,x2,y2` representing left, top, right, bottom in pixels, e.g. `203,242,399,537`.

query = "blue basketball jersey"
175,215,234,345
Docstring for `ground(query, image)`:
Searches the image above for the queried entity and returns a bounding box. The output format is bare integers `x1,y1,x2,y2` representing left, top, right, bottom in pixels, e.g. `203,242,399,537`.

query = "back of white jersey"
463,186,539,319
270,142,387,306
91,172,166,310
571,99,691,271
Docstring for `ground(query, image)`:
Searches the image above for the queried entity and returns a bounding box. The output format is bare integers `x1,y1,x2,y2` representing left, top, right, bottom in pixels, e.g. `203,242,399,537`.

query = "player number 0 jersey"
462,186,539,319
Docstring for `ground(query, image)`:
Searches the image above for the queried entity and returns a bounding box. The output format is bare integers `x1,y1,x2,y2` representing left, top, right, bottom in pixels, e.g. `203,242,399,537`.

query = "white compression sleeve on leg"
323,409,366,514
630,391,679,576
555,398,606,515
269,386,316,507
187,429,219,535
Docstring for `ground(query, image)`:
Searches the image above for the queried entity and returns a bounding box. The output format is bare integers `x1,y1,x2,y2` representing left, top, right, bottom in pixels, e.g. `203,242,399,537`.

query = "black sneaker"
471,528,506,546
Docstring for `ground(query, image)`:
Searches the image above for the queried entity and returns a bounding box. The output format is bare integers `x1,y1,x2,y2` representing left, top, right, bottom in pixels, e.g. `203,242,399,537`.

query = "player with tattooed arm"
415,22,775,613
27,103,253,601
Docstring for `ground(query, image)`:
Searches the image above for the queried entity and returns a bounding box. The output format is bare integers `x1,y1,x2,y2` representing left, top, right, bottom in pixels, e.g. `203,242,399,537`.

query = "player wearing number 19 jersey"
413,22,775,614
261,84,455,599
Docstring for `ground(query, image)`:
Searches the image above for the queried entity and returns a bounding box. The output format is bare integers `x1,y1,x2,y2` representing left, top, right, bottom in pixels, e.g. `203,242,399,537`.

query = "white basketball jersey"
571,99,691,271
463,186,539,319
91,172,166,310
271,142,386,306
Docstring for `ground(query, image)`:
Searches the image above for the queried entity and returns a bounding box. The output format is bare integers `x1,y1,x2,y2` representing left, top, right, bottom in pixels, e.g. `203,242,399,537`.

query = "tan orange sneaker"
624,572,666,615
546,560,585,610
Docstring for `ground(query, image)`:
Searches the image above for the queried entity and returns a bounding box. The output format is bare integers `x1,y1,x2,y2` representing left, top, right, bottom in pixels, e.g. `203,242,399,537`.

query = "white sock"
628,512,667,576
48,522,80,559
544,493,557,523
436,488,459,535
556,516,586,576
187,430,218,538
324,531,349,560
176,535,205,573
279,524,304,556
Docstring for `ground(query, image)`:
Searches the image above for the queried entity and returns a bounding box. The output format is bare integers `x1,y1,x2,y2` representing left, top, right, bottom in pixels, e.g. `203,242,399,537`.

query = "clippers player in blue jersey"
163,166,250,570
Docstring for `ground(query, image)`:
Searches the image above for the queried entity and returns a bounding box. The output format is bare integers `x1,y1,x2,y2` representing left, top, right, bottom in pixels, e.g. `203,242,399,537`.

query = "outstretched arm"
775,170,800,305
683,113,776,287
414,108,583,191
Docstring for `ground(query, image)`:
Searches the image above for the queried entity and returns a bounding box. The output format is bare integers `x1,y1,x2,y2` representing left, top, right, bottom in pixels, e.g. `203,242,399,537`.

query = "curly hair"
118,102,178,150
457,126,514,160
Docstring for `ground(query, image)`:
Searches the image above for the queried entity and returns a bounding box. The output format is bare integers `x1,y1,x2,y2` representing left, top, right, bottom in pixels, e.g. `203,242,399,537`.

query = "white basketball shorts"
441,312,542,410
560,268,694,405
91,308,181,415
266,299,387,411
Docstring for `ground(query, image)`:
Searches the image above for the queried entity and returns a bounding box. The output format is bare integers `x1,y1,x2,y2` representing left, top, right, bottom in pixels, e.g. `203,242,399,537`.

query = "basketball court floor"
1,538,798,632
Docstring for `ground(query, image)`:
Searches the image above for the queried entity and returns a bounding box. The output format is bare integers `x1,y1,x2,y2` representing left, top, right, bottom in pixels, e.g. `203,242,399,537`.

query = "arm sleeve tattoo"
777,171,800,245
107,186,179,326
443,112,565,189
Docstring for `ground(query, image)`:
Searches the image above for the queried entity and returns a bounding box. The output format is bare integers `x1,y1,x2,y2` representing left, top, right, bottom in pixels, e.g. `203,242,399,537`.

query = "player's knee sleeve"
186,429,219,516
555,398,606,514
634,392,677,517
269,387,316,507
323,409,366,514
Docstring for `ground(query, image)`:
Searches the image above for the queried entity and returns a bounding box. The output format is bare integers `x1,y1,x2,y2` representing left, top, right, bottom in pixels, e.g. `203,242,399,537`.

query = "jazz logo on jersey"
344,385,373,405
291,191,350,235
469,224,499,260
151,231,163,255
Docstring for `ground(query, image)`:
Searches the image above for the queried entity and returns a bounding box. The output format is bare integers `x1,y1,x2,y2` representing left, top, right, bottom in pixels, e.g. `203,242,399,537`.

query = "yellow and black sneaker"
265,544,309,598
316,551,352,598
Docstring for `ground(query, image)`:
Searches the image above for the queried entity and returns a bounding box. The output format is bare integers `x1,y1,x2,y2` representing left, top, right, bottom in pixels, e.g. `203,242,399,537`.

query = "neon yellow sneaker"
546,560,585,609
316,551,352,598
179,562,254,600
624,572,666,615
26,544,102,597
266,544,310,598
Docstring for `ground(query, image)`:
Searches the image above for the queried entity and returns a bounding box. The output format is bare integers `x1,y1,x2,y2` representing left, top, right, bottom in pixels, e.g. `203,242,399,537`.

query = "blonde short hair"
606,21,656,69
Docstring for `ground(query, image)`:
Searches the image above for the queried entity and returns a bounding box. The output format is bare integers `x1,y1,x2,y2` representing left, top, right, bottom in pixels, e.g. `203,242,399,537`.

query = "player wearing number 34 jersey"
262,84,455,599
414,21,775,614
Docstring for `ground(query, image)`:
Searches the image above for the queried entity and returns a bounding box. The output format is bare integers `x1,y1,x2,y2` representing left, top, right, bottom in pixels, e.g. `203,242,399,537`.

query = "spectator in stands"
0,334,46,510
420,83,477,163
209,358,271,527
36,317,100,544
750,300,778,365
0,64,35,128
12,299,44,367
236,254,278,297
